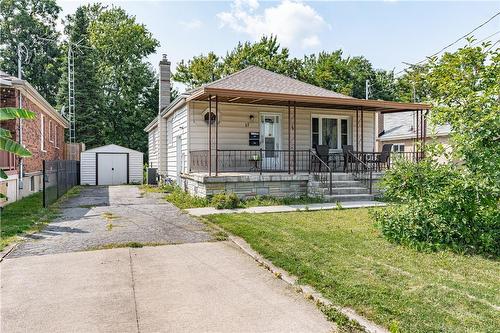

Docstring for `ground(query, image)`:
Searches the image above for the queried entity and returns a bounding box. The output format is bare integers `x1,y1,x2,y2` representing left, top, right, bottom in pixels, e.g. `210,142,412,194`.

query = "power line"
395,11,500,75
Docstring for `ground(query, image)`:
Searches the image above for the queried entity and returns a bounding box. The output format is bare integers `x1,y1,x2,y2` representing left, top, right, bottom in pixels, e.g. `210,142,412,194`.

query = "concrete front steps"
308,173,375,202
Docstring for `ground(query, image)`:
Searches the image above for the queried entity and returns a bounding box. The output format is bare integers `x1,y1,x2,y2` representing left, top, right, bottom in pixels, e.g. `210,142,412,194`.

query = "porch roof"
187,66,430,113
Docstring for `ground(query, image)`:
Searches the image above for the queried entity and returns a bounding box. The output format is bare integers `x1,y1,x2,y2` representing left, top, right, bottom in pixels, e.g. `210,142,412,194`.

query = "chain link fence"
43,160,80,207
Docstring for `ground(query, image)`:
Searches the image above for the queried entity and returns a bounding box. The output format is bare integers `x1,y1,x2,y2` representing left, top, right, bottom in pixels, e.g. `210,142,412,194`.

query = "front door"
260,114,281,170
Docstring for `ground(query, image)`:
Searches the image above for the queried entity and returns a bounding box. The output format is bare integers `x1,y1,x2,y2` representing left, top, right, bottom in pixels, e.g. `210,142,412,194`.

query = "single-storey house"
376,111,450,154
145,55,430,201
0,70,69,205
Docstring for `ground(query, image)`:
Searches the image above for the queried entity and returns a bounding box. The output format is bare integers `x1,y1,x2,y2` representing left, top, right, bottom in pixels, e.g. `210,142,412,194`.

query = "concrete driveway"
1,186,332,332
9,186,212,257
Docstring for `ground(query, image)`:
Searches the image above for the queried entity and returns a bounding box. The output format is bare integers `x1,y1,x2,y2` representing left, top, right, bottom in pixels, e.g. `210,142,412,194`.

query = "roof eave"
187,87,431,112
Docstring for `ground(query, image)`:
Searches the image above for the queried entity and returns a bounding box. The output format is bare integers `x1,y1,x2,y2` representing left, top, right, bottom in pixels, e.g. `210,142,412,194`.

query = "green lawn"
206,209,500,332
0,191,65,251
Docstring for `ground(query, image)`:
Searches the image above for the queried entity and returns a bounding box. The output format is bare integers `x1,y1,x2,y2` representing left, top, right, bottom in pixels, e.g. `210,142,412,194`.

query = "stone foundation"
182,173,309,199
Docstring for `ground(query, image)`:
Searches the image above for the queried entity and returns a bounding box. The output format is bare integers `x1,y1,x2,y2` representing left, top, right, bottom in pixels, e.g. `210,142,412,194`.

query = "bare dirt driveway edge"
8,185,213,257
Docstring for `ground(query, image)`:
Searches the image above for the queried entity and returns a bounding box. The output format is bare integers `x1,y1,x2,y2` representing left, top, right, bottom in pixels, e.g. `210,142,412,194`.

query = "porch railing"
310,151,333,195
346,151,373,194
189,149,421,176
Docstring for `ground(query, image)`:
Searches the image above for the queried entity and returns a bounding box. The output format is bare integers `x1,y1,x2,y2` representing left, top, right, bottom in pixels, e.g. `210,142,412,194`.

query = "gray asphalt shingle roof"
380,111,451,139
197,66,353,99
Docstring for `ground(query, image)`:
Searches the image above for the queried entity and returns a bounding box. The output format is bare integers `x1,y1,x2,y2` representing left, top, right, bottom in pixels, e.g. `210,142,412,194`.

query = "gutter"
12,81,69,128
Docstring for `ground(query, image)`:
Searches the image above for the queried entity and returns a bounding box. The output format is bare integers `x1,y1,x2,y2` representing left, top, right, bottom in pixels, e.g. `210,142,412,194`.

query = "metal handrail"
310,150,333,195
346,151,373,194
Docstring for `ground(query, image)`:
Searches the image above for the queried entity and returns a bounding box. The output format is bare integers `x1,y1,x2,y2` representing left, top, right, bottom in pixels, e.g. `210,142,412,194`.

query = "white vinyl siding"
80,144,143,185
188,101,375,153
148,126,159,168
166,106,188,178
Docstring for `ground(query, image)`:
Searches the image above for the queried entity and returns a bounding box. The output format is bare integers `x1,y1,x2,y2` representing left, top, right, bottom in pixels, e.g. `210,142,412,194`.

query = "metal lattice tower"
67,45,76,160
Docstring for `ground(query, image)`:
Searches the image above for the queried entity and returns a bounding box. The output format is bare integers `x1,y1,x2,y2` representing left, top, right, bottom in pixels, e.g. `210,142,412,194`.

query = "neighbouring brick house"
0,70,69,205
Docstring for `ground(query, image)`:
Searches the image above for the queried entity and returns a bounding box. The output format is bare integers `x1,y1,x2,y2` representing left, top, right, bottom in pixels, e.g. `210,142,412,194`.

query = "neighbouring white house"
80,144,143,186
376,110,451,154
145,55,430,201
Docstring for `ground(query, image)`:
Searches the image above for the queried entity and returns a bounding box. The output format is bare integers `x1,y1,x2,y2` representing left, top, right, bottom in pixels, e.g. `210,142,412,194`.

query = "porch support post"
208,94,212,176
215,95,219,176
288,101,291,174
355,108,359,152
423,109,428,156
293,101,297,174
361,107,364,154
415,109,420,161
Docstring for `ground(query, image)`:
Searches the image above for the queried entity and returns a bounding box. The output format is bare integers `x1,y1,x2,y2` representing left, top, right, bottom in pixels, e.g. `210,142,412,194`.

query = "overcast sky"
59,0,500,90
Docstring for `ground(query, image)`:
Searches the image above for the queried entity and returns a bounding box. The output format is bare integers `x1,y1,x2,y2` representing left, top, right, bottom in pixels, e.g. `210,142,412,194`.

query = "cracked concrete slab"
9,186,212,258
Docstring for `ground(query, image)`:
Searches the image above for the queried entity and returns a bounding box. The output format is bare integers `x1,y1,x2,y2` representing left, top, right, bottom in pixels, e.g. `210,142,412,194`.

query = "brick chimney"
157,54,171,177
159,54,171,111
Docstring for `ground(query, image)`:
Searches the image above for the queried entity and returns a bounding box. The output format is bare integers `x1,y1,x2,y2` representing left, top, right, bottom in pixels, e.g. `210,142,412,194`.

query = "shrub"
374,158,499,257
165,187,209,209
211,192,240,209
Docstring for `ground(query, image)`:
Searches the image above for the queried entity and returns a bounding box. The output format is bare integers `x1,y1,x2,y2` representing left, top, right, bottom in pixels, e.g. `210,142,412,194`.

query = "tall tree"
173,36,293,89
57,5,104,148
222,36,291,76
0,0,61,105
88,6,159,153
173,52,221,89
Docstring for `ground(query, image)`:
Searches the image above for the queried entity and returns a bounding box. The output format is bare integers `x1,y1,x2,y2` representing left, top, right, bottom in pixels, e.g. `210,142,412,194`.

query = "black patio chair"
371,144,393,171
314,145,335,172
342,145,354,172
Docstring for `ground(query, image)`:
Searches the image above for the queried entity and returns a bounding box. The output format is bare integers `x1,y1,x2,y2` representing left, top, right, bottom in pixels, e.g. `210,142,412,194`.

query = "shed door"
97,153,128,185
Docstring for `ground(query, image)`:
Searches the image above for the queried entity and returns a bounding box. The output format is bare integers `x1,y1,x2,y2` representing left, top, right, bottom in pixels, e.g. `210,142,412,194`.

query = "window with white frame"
41,114,45,151
49,120,53,142
55,125,59,148
311,115,350,150
392,144,405,152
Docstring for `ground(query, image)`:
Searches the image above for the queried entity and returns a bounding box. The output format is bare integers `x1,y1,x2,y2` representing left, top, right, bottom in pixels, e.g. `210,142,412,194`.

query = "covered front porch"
181,67,429,199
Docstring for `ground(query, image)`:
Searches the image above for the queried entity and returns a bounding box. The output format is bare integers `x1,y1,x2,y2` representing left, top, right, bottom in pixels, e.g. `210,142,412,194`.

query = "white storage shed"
80,144,143,185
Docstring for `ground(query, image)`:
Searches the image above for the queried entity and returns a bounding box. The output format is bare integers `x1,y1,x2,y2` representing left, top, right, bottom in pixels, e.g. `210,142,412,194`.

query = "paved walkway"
9,186,212,258
186,200,386,216
1,242,332,333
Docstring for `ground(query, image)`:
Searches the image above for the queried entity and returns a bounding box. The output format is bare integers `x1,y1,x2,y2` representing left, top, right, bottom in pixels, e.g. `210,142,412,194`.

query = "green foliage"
86,6,159,153
375,41,499,257
208,209,500,332
375,158,499,256
211,192,240,209
57,5,106,148
0,107,36,121
0,192,60,250
0,108,35,193
318,304,364,333
0,0,62,105
173,52,222,89
173,36,398,100
164,186,209,209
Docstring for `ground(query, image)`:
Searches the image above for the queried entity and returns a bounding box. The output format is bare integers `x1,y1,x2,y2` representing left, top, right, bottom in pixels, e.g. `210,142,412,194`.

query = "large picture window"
311,115,350,150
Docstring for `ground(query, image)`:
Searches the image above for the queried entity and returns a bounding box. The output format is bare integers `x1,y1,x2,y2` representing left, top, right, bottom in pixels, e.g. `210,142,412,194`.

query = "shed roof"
83,144,143,154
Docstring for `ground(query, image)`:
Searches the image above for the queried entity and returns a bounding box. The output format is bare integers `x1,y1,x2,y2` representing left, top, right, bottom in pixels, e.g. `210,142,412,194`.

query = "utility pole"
365,79,370,100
